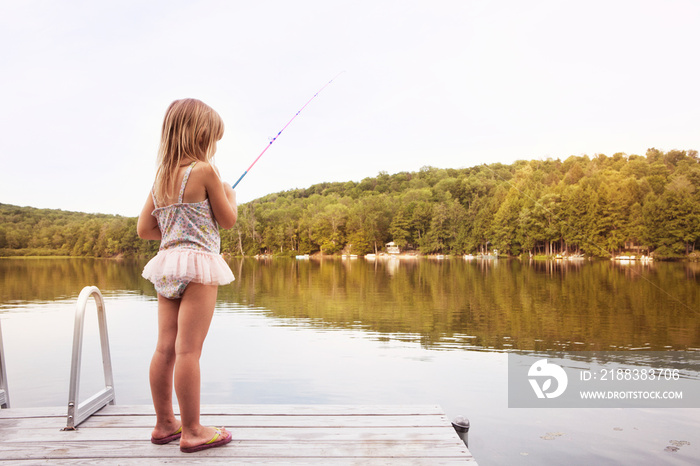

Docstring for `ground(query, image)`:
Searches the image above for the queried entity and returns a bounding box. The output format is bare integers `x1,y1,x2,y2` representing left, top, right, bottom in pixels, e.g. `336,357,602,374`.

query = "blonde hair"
154,98,224,205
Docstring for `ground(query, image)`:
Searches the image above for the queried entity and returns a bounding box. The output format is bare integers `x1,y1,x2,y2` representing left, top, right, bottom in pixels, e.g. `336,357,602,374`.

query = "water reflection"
0,258,152,307
222,257,699,351
515,350,700,377
1,257,698,351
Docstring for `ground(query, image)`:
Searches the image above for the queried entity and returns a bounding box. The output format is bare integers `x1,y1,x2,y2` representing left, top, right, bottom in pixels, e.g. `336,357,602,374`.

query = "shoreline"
2,252,698,262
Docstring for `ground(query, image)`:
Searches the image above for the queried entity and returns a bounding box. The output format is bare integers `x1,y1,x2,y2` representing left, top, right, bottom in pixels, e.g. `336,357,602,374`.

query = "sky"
1,0,698,216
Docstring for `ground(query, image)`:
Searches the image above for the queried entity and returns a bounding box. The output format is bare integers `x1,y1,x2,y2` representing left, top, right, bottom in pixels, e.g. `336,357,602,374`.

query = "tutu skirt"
142,248,235,286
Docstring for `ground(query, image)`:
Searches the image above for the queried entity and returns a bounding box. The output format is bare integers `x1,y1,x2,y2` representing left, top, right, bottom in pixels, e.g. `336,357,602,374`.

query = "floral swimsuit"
142,162,234,299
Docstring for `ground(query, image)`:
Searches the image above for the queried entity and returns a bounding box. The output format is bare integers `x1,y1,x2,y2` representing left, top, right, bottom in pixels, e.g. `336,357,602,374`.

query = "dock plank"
0,404,448,418
0,405,476,464
0,426,463,443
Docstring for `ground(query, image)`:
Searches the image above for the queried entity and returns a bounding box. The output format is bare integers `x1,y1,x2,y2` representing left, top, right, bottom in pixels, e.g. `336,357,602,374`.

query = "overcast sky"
1,0,698,216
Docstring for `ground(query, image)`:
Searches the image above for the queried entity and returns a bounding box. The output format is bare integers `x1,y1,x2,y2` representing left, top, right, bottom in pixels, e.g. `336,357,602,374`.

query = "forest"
0,206,157,258
1,148,699,259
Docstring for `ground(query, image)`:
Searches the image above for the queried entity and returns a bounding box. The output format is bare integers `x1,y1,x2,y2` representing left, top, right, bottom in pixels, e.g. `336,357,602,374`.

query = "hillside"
0,204,157,257
221,148,700,259
2,148,699,258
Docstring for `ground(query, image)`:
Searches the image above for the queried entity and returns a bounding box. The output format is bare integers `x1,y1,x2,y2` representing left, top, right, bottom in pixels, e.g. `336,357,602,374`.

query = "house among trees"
623,240,647,254
386,241,400,255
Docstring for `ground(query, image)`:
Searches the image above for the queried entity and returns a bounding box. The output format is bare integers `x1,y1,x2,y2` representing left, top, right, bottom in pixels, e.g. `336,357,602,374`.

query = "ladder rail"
0,319,9,409
65,286,116,429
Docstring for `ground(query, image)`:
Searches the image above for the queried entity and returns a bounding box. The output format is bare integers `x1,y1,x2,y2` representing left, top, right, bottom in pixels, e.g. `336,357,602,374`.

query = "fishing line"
479,162,699,317
232,72,344,189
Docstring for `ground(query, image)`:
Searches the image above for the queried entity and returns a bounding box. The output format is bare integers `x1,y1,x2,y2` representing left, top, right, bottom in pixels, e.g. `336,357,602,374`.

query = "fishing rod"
232,72,344,189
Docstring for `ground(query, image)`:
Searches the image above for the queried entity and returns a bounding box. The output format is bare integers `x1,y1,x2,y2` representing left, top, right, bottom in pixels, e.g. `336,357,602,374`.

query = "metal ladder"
0,319,9,409
64,286,116,429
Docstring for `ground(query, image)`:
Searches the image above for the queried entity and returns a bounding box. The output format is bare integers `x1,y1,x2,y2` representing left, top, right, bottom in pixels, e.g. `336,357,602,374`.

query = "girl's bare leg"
150,295,182,439
173,282,228,448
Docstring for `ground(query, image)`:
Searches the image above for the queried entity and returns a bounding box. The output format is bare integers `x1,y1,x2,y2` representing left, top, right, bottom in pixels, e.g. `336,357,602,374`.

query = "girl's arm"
202,163,238,229
137,193,162,240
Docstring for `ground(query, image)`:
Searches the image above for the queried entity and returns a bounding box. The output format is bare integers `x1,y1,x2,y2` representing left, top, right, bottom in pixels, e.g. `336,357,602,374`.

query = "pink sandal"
151,426,182,445
180,427,232,453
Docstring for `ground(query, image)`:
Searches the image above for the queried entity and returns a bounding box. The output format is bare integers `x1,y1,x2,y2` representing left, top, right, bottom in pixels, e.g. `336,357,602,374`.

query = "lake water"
1,257,699,464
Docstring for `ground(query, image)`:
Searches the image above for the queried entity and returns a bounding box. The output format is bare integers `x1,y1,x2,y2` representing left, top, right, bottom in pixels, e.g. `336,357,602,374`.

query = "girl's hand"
223,182,236,202
223,182,237,219
201,163,237,229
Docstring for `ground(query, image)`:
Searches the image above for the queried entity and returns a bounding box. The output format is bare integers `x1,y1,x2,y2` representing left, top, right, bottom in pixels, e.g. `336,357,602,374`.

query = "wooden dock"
0,404,476,464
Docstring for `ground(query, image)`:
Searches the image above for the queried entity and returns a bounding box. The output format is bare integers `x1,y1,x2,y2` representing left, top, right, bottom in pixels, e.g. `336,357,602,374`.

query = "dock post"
451,415,470,447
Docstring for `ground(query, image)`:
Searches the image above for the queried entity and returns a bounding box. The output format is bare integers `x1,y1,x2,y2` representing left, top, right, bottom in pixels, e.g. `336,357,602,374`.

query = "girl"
137,98,237,453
